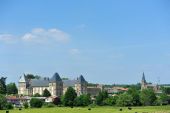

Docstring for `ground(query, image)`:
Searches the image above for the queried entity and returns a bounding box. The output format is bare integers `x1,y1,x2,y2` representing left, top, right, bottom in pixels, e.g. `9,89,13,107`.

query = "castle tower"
49,73,63,97
141,72,147,90
75,75,87,96
18,74,28,95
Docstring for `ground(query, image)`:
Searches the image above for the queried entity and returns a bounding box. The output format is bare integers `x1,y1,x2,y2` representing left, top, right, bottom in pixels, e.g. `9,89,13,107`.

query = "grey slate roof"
77,75,87,83
31,79,49,87
63,80,78,87
50,73,62,82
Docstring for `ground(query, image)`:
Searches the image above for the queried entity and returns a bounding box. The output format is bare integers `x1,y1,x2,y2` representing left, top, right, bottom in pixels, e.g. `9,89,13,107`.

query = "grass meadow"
1,106,170,113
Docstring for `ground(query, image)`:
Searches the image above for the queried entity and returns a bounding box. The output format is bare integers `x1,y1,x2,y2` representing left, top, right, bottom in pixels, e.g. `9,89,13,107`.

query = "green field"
1,106,170,113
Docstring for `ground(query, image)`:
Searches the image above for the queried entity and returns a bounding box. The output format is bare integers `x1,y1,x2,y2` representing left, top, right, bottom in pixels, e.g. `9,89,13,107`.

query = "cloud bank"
0,28,70,44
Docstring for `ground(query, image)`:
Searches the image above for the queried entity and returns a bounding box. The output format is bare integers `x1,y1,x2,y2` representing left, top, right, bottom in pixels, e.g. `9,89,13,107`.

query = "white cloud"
22,28,70,43
0,28,70,45
69,49,80,55
0,34,16,43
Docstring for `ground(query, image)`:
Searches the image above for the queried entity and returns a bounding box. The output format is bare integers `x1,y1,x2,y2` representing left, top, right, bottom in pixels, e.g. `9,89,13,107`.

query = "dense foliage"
25,74,41,80
42,89,51,97
33,93,41,97
23,102,29,109
30,98,43,108
0,77,7,94
6,83,18,94
162,87,170,94
140,89,157,106
74,94,92,106
0,94,7,110
62,87,77,106
96,91,108,105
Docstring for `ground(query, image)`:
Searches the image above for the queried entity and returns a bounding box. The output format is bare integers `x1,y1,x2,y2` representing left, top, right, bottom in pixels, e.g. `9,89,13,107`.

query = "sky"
0,0,170,85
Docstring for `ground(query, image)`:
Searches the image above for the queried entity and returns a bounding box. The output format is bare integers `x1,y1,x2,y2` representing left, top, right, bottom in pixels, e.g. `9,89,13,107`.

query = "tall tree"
0,77,7,94
62,87,77,106
6,83,18,94
140,89,157,106
96,90,108,105
0,94,7,110
116,93,133,106
42,89,51,97
127,88,141,106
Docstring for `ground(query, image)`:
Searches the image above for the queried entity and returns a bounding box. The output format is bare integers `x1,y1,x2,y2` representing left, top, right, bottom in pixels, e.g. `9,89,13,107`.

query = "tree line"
29,86,170,108
1,75,170,109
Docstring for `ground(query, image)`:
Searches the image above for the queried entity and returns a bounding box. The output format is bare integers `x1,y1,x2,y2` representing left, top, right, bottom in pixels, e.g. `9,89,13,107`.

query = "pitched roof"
31,79,49,87
63,80,77,87
50,73,62,82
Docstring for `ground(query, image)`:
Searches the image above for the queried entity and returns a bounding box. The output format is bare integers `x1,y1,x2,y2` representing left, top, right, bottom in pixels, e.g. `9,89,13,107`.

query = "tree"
140,89,157,106
103,96,118,106
23,102,29,109
5,102,14,110
116,93,133,106
30,98,43,108
74,94,92,106
62,87,77,106
159,93,169,105
96,91,108,105
0,94,7,110
33,93,41,97
25,74,41,80
42,89,51,97
6,83,18,95
127,88,141,106
0,77,7,94
162,87,170,94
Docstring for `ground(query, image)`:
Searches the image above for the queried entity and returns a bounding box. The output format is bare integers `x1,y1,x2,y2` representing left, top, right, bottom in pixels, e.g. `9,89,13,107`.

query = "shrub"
53,97,61,105
33,93,41,97
23,102,29,109
30,98,43,108
0,94,7,110
5,102,14,110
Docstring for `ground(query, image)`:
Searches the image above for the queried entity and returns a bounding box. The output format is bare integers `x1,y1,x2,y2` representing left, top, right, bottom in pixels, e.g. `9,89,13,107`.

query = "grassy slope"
1,106,170,113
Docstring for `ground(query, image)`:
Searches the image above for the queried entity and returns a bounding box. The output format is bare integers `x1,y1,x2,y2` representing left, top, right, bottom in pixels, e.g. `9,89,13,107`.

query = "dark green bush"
30,98,43,108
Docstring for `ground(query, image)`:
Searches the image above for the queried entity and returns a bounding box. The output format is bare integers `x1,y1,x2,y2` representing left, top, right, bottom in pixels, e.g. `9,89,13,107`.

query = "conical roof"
19,74,26,83
50,72,62,82
77,75,87,83
142,72,146,83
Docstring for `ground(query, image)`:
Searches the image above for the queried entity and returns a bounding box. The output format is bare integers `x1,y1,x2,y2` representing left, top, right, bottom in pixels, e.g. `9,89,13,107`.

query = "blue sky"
0,0,170,84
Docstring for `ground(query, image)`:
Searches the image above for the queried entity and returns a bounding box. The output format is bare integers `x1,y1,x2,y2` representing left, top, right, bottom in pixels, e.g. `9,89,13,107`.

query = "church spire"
142,72,146,83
